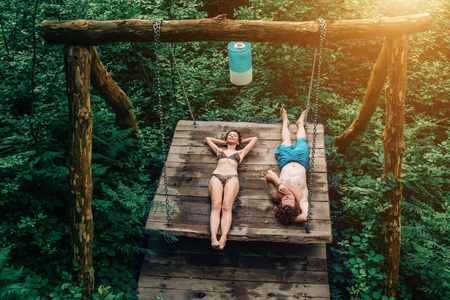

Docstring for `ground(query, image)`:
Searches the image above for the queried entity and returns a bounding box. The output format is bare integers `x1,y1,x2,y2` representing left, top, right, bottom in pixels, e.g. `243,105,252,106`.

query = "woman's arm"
238,136,258,159
241,137,256,144
205,137,225,155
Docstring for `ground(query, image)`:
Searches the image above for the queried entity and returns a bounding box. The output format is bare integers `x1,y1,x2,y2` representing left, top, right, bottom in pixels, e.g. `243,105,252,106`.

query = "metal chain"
305,48,317,122
153,19,171,226
306,18,327,234
168,43,196,125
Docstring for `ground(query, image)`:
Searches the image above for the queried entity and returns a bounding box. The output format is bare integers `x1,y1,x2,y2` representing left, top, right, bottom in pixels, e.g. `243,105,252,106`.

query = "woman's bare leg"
296,110,307,140
218,177,239,250
280,108,292,146
209,176,223,249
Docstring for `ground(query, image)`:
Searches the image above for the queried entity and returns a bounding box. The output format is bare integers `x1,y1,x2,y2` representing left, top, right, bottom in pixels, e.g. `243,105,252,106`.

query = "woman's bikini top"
217,151,240,164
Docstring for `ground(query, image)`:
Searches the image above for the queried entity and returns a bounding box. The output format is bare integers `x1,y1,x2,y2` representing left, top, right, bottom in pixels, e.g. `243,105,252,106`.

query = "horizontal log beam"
40,14,431,46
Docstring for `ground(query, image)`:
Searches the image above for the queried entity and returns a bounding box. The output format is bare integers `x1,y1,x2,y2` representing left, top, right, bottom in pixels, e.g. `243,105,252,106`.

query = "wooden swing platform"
138,120,332,299
146,119,331,244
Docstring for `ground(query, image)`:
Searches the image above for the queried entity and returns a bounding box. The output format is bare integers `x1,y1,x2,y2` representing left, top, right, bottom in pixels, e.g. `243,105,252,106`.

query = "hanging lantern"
228,42,252,86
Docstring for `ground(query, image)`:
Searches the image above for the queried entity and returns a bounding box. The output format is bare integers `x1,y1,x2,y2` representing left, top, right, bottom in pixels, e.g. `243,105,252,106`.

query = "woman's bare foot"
296,110,307,127
281,108,290,125
211,237,221,250
218,236,227,250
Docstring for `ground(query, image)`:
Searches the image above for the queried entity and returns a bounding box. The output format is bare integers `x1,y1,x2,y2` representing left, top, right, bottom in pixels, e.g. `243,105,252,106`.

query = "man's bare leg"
296,110,307,140
281,108,292,146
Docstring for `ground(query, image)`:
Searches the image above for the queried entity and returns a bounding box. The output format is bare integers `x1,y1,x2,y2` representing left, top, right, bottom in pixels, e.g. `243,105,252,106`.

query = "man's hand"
277,184,290,195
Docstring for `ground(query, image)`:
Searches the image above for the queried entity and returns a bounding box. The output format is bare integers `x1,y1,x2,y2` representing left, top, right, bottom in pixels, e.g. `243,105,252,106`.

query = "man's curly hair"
274,201,301,225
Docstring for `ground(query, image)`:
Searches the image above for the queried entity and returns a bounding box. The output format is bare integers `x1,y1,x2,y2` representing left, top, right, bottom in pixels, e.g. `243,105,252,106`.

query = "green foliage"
1,0,449,299
0,0,188,298
0,246,31,299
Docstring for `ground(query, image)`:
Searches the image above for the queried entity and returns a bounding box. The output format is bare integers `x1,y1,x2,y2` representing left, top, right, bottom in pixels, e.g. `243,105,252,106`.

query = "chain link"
153,19,171,226
168,43,196,125
306,18,327,234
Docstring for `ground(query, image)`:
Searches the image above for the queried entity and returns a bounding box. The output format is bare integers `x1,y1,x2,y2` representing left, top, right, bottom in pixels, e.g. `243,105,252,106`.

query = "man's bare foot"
218,236,227,250
296,110,307,127
281,108,289,125
211,237,221,250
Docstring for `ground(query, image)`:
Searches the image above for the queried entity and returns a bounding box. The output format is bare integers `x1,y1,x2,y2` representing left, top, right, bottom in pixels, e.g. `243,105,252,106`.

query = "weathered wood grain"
147,237,327,259
335,38,388,152
147,120,332,244
41,14,431,45
90,47,138,131
380,34,408,298
138,277,331,299
137,237,330,299
149,199,331,220
147,221,332,244
65,45,95,297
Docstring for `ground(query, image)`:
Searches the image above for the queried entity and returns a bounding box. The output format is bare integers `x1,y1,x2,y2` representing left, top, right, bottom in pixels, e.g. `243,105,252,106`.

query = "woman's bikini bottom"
211,174,238,187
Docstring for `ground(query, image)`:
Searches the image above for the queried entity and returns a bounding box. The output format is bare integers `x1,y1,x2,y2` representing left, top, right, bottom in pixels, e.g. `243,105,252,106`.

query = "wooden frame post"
65,45,95,297
380,34,408,298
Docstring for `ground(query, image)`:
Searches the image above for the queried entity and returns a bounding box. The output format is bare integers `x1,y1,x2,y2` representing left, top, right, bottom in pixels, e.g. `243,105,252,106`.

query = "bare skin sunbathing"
266,108,310,224
206,130,257,250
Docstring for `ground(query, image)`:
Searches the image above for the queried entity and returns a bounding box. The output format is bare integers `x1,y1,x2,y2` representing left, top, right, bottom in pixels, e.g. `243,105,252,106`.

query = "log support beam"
90,47,139,131
380,34,408,298
335,38,388,152
65,45,95,298
40,14,431,45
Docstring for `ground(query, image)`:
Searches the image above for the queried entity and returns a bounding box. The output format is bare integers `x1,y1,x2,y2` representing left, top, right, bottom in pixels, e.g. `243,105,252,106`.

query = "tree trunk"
65,45,95,298
40,13,431,45
90,47,139,131
380,34,408,298
335,38,388,153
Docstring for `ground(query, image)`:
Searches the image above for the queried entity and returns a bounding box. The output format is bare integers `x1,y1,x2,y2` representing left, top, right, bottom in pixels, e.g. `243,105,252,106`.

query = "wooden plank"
146,236,328,259
162,175,328,191
153,187,329,200
146,221,333,244
147,216,331,232
138,276,330,299
138,236,330,299
141,262,328,284
166,145,326,158
147,212,331,230
149,199,331,221
138,288,330,300
170,135,326,148
143,253,327,272
153,185,329,200
164,166,329,179
176,119,324,131
173,125,324,136
149,199,331,219
165,154,327,171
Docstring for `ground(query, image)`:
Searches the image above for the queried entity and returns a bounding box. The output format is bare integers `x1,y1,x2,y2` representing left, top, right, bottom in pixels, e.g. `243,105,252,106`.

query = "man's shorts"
274,137,310,171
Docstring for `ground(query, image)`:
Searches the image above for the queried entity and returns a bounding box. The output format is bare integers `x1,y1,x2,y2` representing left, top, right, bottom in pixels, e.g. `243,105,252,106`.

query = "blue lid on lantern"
228,42,252,86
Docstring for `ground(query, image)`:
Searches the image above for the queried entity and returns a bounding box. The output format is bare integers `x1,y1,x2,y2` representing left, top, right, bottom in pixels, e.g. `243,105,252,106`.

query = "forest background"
0,0,448,299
